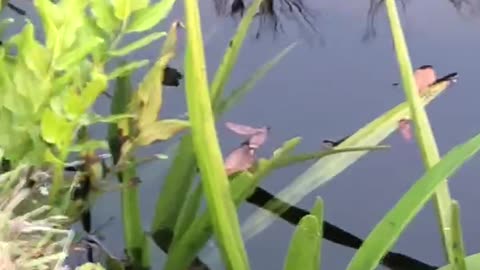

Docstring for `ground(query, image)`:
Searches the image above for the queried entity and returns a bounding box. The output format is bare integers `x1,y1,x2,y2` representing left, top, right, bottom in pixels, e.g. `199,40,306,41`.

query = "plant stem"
385,0,457,265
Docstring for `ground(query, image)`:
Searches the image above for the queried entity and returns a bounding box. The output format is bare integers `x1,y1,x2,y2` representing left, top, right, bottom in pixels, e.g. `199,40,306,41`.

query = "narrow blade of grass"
283,197,324,270
385,0,456,263
210,0,263,105
345,132,480,270
240,80,453,242
171,182,203,244
182,0,250,269
215,42,298,116
450,200,467,270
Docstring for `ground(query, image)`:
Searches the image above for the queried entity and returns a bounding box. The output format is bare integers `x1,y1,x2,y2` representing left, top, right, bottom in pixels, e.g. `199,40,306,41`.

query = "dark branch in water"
215,0,322,43
247,187,438,270
7,2,26,15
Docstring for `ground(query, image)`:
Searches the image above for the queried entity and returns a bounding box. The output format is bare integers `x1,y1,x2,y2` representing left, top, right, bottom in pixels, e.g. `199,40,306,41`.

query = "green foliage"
241,79,452,241
346,132,480,270
385,0,459,265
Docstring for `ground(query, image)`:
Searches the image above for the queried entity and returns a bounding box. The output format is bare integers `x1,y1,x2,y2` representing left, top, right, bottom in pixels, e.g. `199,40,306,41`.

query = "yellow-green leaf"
55,37,104,70
90,0,121,33
133,22,180,128
135,119,190,146
109,32,166,57
126,0,177,33
108,60,150,79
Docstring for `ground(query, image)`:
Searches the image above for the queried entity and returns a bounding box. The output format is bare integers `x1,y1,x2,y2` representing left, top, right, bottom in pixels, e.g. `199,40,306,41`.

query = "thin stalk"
385,0,456,264
183,0,250,269
108,74,149,269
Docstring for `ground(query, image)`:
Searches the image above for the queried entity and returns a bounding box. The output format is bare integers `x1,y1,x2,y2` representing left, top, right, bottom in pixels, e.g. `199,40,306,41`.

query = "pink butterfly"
225,122,270,149
224,144,255,176
398,119,413,142
395,65,436,142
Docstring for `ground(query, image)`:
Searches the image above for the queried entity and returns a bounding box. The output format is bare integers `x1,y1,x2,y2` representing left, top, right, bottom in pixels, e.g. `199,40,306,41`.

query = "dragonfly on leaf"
223,121,270,175
393,65,458,142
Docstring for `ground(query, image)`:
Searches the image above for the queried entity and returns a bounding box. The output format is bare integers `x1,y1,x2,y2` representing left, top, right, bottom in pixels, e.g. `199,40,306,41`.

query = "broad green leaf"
437,254,480,270
109,32,166,57
210,0,263,105
108,60,150,79
60,0,89,51
216,42,297,116
284,215,321,270
82,72,108,109
111,0,131,20
34,0,61,49
135,119,190,146
126,0,177,33
41,108,74,148
111,0,148,20
133,22,179,128
55,37,104,70
385,0,456,264
11,22,50,79
241,79,455,242
346,132,480,270
90,0,121,33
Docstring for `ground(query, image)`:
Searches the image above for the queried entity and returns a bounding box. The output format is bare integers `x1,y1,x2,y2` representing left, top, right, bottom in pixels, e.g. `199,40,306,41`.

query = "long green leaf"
210,0,263,105
182,0,249,269
150,0,272,252
450,200,467,270
385,0,456,264
215,42,297,115
283,198,324,270
109,32,166,57
240,79,454,242
346,132,480,270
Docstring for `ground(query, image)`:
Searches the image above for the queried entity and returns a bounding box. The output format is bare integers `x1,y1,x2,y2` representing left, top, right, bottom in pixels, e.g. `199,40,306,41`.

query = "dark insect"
322,135,350,147
162,66,183,87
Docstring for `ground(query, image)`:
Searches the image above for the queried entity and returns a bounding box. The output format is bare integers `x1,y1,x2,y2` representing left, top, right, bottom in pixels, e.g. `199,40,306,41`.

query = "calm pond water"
5,0,480,269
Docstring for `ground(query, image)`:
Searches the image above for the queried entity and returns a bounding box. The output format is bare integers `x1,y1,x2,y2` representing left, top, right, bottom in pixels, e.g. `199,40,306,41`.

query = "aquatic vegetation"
0,0,480,270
